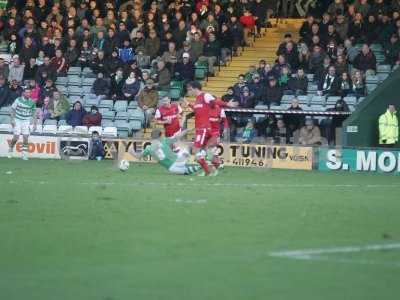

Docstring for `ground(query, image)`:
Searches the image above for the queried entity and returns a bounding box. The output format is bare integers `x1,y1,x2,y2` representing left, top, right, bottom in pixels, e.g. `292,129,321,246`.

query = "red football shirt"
209,105,228,133
155,103,182,137
190,92,215,129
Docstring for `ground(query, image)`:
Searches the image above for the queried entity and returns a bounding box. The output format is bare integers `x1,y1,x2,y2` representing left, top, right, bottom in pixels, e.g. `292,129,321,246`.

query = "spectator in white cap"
8,55,25,84
177,41,195,62
174,52,195,89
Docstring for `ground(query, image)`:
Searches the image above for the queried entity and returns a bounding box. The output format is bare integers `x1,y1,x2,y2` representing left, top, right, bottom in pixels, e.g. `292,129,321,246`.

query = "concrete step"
205,82,236,89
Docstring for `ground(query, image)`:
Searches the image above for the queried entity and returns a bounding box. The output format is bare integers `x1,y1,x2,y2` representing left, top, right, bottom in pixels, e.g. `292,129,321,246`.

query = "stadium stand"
0,0,398,144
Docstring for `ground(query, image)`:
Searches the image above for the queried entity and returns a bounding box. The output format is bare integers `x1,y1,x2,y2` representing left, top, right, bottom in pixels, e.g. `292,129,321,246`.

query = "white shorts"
168,161,188,175
13,119,31,136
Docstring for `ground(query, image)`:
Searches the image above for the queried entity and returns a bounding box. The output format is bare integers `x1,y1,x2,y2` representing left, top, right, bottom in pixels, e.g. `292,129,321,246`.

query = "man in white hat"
175,52,195,84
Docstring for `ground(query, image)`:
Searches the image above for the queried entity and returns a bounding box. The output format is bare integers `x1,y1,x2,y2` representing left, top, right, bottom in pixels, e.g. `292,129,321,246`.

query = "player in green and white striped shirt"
129,129,201,175
8,87,37,160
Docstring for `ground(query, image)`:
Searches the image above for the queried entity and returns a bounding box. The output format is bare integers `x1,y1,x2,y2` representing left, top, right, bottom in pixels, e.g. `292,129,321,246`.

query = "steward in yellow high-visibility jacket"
379,105,399,146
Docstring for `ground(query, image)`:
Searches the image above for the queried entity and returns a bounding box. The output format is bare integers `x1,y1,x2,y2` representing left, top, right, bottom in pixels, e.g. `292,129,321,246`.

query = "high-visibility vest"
378,110,399,144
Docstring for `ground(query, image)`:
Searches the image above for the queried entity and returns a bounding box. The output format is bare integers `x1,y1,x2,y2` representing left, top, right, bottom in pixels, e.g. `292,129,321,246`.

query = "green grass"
0,158,399,300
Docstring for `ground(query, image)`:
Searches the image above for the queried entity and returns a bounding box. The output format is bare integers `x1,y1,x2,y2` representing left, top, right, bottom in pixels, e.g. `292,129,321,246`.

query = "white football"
119,160,130,171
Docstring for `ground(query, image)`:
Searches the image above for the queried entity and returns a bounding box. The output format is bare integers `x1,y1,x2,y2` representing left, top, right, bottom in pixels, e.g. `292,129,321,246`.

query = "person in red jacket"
239,9,256,46
82,105,102,127
196,0,210,17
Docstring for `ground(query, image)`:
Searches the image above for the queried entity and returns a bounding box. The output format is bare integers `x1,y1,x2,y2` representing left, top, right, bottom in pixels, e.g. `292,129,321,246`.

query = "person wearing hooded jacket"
66,101,87,127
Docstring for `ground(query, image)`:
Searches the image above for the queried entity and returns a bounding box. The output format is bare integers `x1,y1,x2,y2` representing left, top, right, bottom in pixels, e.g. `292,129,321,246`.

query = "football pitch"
1,158,399,300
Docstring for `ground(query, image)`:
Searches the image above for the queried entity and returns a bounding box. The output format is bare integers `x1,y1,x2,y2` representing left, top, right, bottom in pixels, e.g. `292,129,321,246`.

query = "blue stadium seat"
58,125,73,134
254,104,269,109
310,95,326,105
297,95,310,105
281,94,294,103
69,95,82,103
102,126,118,137
129,109,145,124
42,125,58,134
56,85,68,95
129,120,143,131
115,120,130,138
115,111,129,121
67,76,82,86
82,67,96,78
82,85,92,94
0,106,11,115
101,119,114,127
44,119,58,126
270,104,281,110
114,101,128,112
343,96,357,106
377,64,391,73
98,99,113,110
375,54,385,63
99,108,110,115
158,90,169,99
67,66,82,76
370,44,383,52
82,77,96,86
68,86,83,97
0,115,11,124
280,103,290,110
326,96,341,105
102,110,115,120
366,75,379,84
309,104,324,111
308,84,318,92
55,77,68,86
84,96,100,106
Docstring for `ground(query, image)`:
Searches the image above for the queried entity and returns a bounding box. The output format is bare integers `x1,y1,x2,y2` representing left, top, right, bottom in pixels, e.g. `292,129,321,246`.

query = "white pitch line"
269,243,400,259
295,255,400,267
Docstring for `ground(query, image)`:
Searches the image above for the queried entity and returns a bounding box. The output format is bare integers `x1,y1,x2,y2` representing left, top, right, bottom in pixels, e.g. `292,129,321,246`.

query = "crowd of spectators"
221,0,400,145
0,0,271,130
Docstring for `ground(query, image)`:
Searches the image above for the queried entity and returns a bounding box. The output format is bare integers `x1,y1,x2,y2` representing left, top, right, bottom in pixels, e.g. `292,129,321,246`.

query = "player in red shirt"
207,101,229,168
155,96,183,138
185,80,218,176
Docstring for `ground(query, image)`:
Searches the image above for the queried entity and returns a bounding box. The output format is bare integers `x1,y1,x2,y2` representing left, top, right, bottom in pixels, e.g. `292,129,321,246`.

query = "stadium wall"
342,68,400,148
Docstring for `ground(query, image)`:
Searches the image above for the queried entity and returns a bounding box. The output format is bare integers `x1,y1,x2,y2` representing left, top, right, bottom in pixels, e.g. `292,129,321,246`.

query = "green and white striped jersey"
11,97,36,121
142,138,178,169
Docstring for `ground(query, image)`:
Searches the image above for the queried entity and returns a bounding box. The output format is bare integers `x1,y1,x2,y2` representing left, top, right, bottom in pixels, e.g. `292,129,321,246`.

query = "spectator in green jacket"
48,90,70,120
